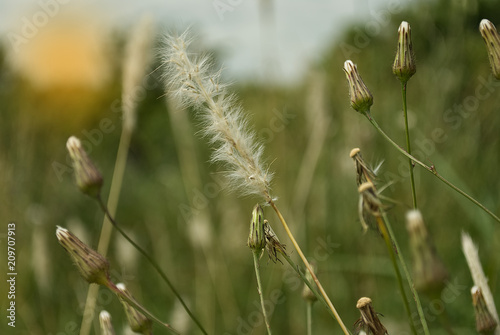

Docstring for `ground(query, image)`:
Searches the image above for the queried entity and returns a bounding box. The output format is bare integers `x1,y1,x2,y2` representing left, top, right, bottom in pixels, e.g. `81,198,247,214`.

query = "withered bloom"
472,286,498,334
263,220,286,263
354,297,388,335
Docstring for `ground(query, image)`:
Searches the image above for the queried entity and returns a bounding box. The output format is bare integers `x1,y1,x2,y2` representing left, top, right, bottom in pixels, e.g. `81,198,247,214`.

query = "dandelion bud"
116,283,153,335
472,286,498,334
479,19,500,80
302,261,318,303
99,310,116,335
343,60,373,114
355,297,388,335
66,136,103,197
56,226,111,286
392,21,416,83
406,210,448,295
247,204,266,251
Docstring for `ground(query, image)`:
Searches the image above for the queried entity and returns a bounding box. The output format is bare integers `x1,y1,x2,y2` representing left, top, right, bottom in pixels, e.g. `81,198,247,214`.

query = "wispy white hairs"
161,31,273,199
461,232,500,334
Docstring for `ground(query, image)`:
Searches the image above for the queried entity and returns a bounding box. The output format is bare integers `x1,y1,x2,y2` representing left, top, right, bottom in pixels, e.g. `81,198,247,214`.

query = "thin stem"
252,251,272,335
364,112,500,224
107,282,181,334
96,195,209,335
381,212,430,335
401,83,418,208
306,301,313,335
375,216,417,335
268,200,350,335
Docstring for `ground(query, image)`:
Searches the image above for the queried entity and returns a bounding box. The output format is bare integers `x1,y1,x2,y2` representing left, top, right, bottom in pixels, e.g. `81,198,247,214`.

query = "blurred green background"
1,0,500,334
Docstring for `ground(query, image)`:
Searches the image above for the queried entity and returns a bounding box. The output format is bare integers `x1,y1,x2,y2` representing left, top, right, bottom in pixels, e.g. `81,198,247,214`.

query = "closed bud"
99,310,116,335
343,60,373,114
117,283,153,335
393,21,416,83
247,204,266,251
355,297,388,335
56,226,111,286
406,210,448,295
472,286,498,334
302,261,318,303
66,136,103,197
480,19,500,80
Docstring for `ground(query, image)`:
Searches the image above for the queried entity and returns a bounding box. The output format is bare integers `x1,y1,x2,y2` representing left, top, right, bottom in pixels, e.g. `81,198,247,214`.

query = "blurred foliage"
1,0,500,334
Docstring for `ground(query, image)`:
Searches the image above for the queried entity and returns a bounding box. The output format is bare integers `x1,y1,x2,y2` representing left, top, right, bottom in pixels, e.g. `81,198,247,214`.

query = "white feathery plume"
462,231,500,334
122,15,155,133
161,31,273,199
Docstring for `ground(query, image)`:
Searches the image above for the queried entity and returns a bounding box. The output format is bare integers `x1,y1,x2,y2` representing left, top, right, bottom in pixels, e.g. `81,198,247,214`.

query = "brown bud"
472,286,498,334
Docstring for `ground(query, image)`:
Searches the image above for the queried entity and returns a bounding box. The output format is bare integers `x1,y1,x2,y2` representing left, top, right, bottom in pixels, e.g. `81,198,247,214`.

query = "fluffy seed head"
480,19,500,80
162,31,273,200
343,60,373,114
66,136,103,197
56,226,110,286
393,21,416,83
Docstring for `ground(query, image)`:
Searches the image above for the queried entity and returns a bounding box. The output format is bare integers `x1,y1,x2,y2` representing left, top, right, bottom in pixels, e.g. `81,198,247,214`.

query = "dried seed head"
393,21,416,83
343,60,373,114
99,310,116,335
355,297,388,335
56,226,111,286
472,286,498,334
350,148,376,187
263,220,286,263
480,19,500,80
247,204,266,251
66,136,103,198
302,261,318,303
406,210,448,295
116,283,153,335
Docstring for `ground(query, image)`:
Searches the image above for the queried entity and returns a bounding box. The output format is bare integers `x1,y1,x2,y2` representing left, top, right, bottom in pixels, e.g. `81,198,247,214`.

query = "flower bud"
393,21,416,83
116,283,153,335
56,226,111,286
66,136,103,197
480,19,500,80
302,261,318,303
247,204,266,251
355,297,388,335
343,60,373,114
99,310,116,335
472,286,498,334
406,210,448,295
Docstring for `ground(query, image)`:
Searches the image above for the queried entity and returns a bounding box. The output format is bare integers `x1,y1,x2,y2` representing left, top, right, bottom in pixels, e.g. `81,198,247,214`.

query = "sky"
0,0,410,84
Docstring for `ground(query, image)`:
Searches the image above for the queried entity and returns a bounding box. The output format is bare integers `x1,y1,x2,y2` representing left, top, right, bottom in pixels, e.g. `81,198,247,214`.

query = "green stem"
96,195,209,335
364,113,500,224
401,83,418,209
306,301,313,335
252,251,272,335
381,212,430,335
376,216,417,335
107,282,180,334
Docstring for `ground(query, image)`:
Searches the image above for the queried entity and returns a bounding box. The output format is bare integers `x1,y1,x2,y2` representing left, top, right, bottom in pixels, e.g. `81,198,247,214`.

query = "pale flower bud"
343,60,373,114
247,204,266,251
66,136,103,197
302,261,318,303
116,283,153,335
480,19,500,80
393,21,416,83
99,310,116,335
56,226,111,286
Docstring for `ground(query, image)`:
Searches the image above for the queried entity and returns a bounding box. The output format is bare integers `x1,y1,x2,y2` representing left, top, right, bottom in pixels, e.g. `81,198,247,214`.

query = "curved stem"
376,216,417,335
306,301,313,335
268,200,350,335
364,112,500,224
401,83,418,208
381,212,430,335
96,196,209,335
252,251,272,335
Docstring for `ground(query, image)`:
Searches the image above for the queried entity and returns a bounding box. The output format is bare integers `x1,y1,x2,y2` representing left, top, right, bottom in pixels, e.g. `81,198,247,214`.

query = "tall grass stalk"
400,83,417,209
252,251,273,335
162,31,349,334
